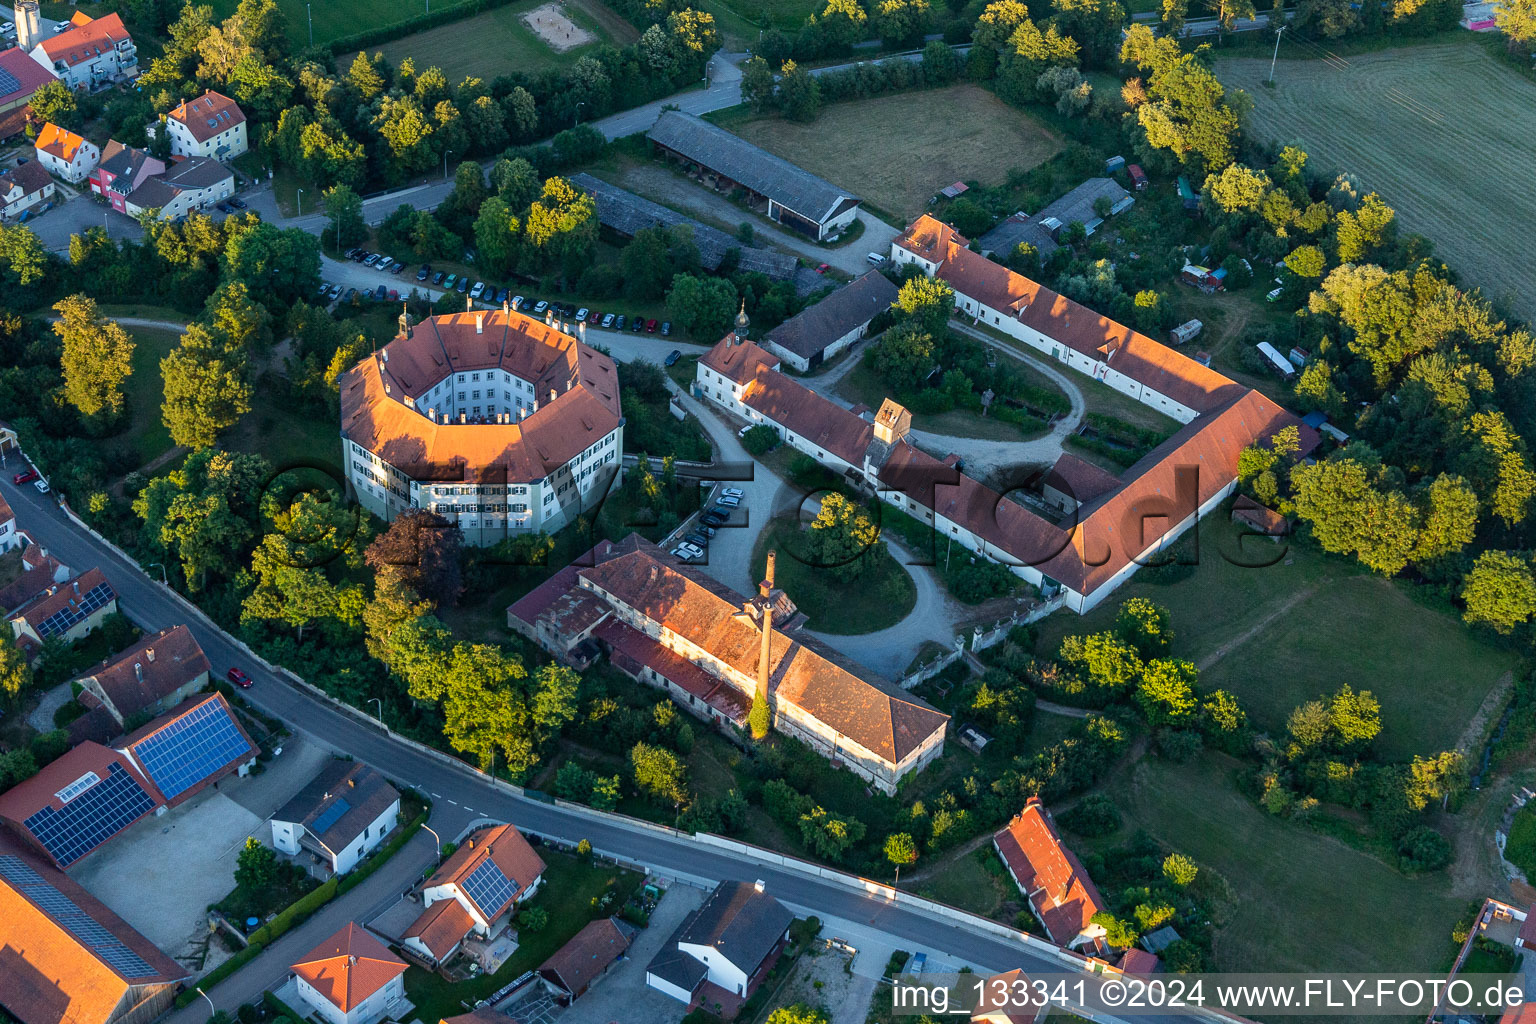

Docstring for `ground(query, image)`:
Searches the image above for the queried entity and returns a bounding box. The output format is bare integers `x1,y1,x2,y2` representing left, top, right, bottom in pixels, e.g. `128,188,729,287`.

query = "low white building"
271,759,400,875
292,923,407,1024
758,270,898,372
401,824,545,963
645,881,793,1005
163,89,247,161
0,160,53,219
122,155,233,220
0,493,14,553
20,6,137,92
33,123,97,183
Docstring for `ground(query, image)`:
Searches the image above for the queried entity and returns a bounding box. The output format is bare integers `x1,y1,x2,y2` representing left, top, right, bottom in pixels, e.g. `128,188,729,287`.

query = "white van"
866,252,886,266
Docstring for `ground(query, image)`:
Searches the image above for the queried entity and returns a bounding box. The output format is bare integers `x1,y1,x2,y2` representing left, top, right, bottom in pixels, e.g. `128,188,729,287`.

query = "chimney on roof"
467,838,474,848
549,389,557,403
759,550,775,599
348,777,355,788
146,647,155,662
476,312,484,334
134,662,142,682
348,955,356,967
753,879,766,893
382,349,389,362
502,297,509,315
72,580,79,594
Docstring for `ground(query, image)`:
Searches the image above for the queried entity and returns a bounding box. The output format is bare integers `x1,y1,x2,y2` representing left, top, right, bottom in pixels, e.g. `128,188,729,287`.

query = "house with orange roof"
971,968,1048,1024
291,923,408,1024
163,89,246,160
20,5,136,91
993,798,1107,952
0,834,189,1024
34,122,99,183
340,306,624,545
406,824,545,950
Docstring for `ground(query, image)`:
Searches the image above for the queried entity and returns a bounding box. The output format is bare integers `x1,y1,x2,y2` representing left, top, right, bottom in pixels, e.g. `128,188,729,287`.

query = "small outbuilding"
758,270,898,371
539,915,636,1004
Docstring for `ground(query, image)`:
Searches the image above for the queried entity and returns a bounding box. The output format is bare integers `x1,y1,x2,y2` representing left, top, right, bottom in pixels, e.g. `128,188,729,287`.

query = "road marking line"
447,799,458,805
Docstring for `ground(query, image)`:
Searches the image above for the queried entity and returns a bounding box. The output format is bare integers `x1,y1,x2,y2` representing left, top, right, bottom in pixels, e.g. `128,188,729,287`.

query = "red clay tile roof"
1231,494,1289,536
292,923,406,1012
427,824,546,922
0,47,55,107
0,835,187,1024
594,618,749,724
34,123,88,162
0,159,52,199
0,491,11,524
0,743,161,866
1503,1004,1536,1024
404,896,475,960
340,310,621,483
166,90,244,143
0,555,65,614
539,916,632,995
993,798,1106,947
701,333,781,384
1117,948,1162,975
37,13,131,67
577,541,947,764
972,968,1046,1024
443,1011,518,1024
80,624,209,720
8,567,113,632
741,367,873,468
1043,453,1122,506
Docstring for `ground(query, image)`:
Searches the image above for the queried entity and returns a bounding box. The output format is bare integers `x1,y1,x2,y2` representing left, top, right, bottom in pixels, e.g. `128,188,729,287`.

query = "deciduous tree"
53,295,135,420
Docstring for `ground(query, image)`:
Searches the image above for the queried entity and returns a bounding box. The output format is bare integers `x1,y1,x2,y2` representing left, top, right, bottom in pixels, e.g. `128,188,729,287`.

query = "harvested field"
729,85,1062,218
350,0,632,80
1217,39,1536,319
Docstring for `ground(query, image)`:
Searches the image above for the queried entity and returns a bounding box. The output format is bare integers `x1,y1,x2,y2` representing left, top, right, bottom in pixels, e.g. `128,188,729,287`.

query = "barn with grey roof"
646,111,861,241
759,269,898,371
570,173,798,280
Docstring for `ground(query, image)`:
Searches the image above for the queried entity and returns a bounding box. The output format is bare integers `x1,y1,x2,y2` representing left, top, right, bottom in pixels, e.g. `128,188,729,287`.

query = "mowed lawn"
211,0,478,48
1034,509,1516,759
1217,39,1536,320
352,0,634,82
1104,754,1465,973
730,86,1062,219
122,325,182,469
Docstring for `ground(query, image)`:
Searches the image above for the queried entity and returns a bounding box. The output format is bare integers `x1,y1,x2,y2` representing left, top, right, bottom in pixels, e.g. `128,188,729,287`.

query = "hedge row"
325,0,519,56
174,809,430,1007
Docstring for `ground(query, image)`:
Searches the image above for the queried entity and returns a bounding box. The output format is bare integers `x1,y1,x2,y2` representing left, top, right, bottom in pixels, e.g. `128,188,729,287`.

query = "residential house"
291,923,408,1024
508,536,948,795
0,742,161,868
7,567,116,661
0,159,54,218
0,548,70,613
117,692,255,807
971,969,1046,1024
0,492,14,553
71,624,211,739
1117,949,1162,975
1230,495,1289,541
0,835,189,1024
401,824,545,962
163,89,246,160
538,916,635,1004
21,7,137,91
0,44,57,140
89,141,164,215
646,111,860,241
120,155,233,219
645,880,793,1010
271,759,401,875
35,122,99,183
992,797,1107,952
758,270,898,371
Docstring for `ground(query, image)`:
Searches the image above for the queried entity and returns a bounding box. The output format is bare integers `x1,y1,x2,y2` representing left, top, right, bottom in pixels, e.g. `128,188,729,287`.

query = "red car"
11,469,36,485
587,310,601,325
816,263,830,274
646,319,658,333
227,667,253,688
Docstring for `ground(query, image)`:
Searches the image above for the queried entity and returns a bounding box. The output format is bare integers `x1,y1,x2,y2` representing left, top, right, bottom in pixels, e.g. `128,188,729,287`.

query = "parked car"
660,321,672,336
12,469,36,485
722,487,744,499
664,349,681,367
585,310,600,325
816,263,830,274
697,524,717,537
470,281,486,299
345,247,362,260
575,307,589,320
736,424,753,438
717,496,740,508
496,288,509,304
373,285,387,300
33,479,48,494
866,252,886,266
614,315,626,330
676,542,705,559
216,202,233,213
685,532,709,548
417,264,430,281
534,300,550,315
512,295,526,311
443,273,457,289
344,287,358,302
646,318,658,333
601,313,615,328
387,289,399,301
631,315,644,333
670,547,696,562
352,250,369,263
227,197,247,209
328,284,342,299
432,271,446,285
227,667,253,688
710,505,734,517
363,254,380,267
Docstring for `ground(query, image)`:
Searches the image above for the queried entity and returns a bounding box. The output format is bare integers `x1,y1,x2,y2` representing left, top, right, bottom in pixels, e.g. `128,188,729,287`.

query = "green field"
210,0,470,48
1035,508,1516,759
349,0,635,82
833,354,1057,443
750,517,917,634
122,325,182,470
728,85,1063,219
1216,38,1536,321
1104,754,1465,973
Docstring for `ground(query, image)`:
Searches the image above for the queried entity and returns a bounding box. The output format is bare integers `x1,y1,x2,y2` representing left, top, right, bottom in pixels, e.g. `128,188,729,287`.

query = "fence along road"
0,467,1219,1024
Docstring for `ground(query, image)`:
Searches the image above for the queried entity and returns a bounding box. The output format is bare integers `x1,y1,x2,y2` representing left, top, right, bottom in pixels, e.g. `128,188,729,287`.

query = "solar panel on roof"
309,796,350,836
0,67,20,98
131,698,252,800
34,581,114,639
462,857,519,916
22,763,156,866
0,855,158,978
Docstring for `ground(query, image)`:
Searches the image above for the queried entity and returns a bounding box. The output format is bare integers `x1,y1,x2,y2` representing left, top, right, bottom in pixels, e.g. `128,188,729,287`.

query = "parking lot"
68,733,335,960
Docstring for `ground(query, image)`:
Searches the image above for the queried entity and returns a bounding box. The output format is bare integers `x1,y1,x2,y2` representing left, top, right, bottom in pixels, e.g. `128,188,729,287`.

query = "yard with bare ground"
723,86,1062,219
1217,38,1536,320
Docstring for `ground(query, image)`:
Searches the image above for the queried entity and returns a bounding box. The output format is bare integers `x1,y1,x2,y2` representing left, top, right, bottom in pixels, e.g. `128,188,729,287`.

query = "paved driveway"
554,882,706,1024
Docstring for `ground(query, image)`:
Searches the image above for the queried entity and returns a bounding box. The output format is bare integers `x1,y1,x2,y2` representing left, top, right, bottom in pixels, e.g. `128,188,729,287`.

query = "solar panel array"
34,582,114,639
462,858,519,916
131,698,252,801
23,763,156,867
0,67,20,99
310,796,350,836
0,855,159,978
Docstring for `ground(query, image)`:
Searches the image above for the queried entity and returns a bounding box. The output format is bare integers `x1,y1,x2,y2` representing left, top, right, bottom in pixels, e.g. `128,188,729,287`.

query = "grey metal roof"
272,759,399,852
762,269,898,359
978,177,1134,259
646,111,859,226
646,941,708,992
570,172,797,280
159,156,232,189
675,881,793,972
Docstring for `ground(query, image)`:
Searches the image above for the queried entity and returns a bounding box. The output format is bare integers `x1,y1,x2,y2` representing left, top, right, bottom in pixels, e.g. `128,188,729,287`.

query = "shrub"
517,907,549,933
742,425,779,455
1059,794,1121,837
1397,825,1452,873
